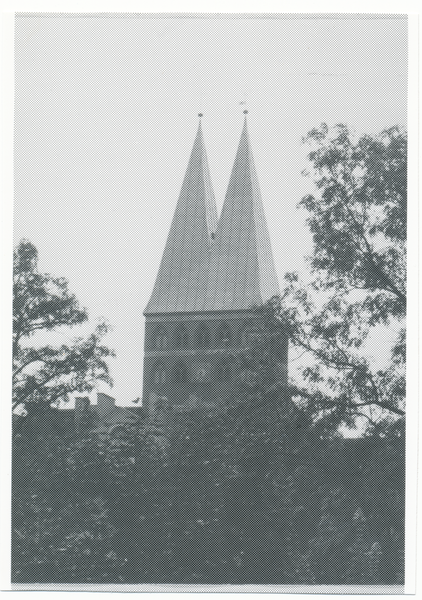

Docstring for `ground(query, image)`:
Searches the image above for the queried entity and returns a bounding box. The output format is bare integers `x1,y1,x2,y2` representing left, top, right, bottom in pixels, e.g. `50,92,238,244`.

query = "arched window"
173,324,189,348
172,360,189,384
216,359,232,381
151,362,167,386
195,323,211,348
216,321,232,347
153,325,168,350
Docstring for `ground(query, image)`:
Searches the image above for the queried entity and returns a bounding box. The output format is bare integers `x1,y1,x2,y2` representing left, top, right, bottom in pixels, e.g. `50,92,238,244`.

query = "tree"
301,123,406,310
267,124,406,433
13,239,114,420
12,423,133,583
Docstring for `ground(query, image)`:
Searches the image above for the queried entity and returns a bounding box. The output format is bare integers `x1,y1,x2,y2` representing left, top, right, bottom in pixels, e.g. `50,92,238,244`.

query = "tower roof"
144,120,218,314
203,117,280,311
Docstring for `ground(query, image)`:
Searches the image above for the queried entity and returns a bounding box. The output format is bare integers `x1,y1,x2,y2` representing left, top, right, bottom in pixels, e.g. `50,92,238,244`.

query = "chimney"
96,393,115,418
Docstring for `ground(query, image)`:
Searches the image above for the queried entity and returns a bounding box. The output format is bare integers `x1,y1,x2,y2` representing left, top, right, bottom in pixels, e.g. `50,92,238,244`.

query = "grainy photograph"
11,12,408,592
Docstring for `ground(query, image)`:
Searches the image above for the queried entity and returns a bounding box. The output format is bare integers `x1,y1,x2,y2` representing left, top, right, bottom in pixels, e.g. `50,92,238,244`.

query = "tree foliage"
13,239,114,416
268,124,406,431
12,406,404,584
301,123,406,308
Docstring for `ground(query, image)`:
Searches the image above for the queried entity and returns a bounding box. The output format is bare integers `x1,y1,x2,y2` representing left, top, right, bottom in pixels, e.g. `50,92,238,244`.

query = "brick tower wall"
142,310,288,416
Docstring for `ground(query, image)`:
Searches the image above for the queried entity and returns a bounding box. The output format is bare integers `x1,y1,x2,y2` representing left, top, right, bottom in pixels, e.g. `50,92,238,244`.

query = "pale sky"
13,14,407,405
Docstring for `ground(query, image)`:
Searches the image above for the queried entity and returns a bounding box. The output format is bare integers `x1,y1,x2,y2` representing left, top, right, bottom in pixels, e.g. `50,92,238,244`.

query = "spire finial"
198,112,203,118
239,91,248,116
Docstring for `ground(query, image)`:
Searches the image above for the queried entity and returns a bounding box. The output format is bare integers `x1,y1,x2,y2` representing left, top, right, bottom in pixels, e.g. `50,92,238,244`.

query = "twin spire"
144,116,280,314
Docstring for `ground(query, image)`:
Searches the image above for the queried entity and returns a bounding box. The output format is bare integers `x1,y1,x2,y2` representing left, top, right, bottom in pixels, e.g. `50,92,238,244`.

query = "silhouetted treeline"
12,402,404,585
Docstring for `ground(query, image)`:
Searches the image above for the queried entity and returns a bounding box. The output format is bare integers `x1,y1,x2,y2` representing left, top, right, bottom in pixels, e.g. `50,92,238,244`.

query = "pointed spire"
203,118,280,311
145,119,218,314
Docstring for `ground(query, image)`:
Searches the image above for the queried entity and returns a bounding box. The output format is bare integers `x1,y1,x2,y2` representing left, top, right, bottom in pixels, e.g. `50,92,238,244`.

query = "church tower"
143,114,287,414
